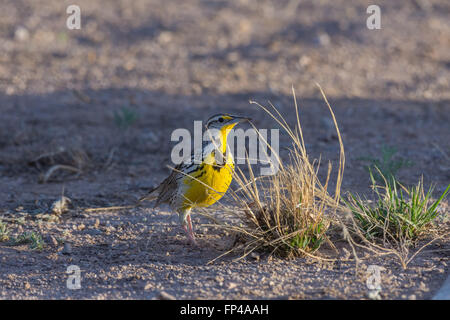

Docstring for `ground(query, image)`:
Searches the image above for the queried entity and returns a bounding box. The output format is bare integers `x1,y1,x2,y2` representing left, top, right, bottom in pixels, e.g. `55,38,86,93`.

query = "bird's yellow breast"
181,151,234,209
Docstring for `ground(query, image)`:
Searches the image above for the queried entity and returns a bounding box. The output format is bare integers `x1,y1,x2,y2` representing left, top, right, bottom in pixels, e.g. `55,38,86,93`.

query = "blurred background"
0,0,449,204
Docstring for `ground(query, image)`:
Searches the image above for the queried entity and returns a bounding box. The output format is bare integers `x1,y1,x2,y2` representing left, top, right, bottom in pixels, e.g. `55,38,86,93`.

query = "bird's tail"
139,186,159,203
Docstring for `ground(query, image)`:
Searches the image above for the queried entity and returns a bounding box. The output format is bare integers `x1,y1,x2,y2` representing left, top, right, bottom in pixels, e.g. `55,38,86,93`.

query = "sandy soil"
0,0,449,299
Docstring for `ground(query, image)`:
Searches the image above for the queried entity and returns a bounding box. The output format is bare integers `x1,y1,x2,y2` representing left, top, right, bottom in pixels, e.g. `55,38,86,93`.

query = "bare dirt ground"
0,0,449,299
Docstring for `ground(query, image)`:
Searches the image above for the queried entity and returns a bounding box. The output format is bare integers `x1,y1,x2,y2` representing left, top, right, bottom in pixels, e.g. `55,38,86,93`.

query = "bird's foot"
188,236,198,246
182,225,198,246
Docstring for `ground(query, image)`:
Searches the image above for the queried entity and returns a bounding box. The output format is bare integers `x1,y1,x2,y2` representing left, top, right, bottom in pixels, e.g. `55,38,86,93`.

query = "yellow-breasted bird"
140,114,250,245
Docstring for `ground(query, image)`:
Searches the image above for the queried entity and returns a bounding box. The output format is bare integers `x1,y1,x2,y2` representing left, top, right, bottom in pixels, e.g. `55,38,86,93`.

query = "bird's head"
205,114,251,132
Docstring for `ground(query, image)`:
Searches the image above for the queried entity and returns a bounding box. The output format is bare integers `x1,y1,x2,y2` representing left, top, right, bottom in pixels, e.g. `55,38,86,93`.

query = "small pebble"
227,282,238,290
62,243,72,255
316,32,330,46
14,26,29,42
367,290,381,300
144,283,153,291
419,282,429,292
157,291,176,300
250,252,260,261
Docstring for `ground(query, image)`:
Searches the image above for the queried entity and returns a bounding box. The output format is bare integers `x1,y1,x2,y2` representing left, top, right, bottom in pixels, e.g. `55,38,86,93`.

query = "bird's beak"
230,116,251,124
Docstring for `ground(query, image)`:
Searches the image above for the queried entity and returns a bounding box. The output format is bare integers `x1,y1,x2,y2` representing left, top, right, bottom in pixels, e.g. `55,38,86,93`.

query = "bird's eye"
218,117,224,123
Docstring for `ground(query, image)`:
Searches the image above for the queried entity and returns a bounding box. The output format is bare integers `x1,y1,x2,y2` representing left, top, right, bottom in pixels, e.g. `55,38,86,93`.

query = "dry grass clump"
234,158,331,257
28,146,91,182
211,85,344,260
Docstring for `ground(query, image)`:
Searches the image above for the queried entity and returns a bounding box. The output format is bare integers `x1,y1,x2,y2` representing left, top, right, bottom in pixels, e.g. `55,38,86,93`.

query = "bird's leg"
178,208,197,246
183,226,197,246
186,214,196,242
182,224,196,245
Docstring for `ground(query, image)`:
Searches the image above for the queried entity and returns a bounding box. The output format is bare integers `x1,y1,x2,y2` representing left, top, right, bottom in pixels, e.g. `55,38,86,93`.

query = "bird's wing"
140,139,224,205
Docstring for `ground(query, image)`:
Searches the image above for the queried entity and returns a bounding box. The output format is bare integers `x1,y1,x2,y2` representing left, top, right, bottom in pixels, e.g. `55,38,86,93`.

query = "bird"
140,114,250,245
